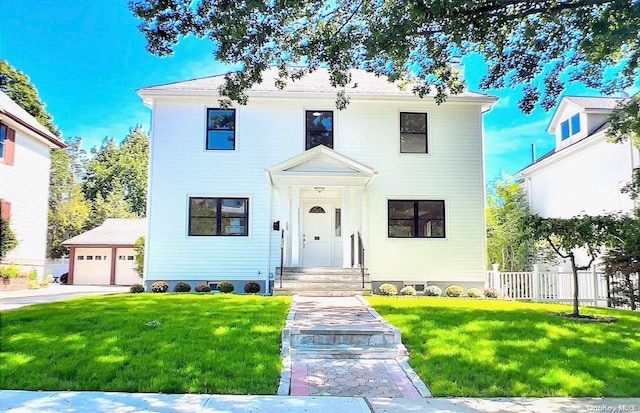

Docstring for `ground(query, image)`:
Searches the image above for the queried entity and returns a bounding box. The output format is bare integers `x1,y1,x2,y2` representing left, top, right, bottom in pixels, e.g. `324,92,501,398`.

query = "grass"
368,297,640,397
0,294,291,394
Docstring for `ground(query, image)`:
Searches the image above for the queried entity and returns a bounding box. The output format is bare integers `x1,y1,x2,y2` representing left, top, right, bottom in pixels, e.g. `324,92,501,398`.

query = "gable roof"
268,145,377,187
138,67,497,106
62,218,147,246
547,95,627,132
0,91,65,148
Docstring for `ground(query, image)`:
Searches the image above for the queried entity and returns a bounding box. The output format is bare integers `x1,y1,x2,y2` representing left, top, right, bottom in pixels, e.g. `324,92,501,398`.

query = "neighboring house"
62,218,146,285
0,91,65,276
517,96,639,218
137,68,496,293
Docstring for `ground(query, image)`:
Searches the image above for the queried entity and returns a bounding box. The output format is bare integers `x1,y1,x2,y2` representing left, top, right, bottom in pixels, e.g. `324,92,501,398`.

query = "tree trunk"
570,254,580,316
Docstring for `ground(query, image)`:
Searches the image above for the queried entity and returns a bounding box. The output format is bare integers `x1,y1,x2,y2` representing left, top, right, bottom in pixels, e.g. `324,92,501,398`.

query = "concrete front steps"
273,267,371,297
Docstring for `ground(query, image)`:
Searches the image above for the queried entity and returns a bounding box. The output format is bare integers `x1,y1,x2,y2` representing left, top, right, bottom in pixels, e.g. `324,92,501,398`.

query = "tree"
83,126,149,220
47,138,91,258
134,236,145,278
0,218,18,259
130,0,639,113
0,60,60,136
525,214,614,316
602,215,640,310
486,177,535,271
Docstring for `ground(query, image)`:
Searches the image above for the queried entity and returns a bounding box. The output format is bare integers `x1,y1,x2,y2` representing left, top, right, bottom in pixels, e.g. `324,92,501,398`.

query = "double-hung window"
400,112,428,153
189,197,248,236
0,124,6,159
561,114,581,140
305,110,333,149
206,109,236,150
388,200,445,238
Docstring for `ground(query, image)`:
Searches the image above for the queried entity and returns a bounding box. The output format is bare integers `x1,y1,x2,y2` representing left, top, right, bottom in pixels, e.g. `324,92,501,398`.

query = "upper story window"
388,200,445,238
561,113,580,140
207,109,235,150
189,197,248,236
306,111,333,149
0,124,6,158
400,112,428,153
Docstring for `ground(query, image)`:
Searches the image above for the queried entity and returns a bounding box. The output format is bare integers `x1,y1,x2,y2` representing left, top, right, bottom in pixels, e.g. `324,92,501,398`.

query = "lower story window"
189,197,249,236
388,200,445,238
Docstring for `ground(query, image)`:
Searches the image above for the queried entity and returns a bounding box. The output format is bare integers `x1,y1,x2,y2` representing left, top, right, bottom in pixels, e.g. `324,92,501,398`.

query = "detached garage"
62,218,146,285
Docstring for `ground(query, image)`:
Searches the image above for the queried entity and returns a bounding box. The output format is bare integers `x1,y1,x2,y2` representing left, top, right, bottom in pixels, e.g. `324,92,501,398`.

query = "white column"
341,188,352,268
279,187,290,267
290,187,301,267
353,189,362,266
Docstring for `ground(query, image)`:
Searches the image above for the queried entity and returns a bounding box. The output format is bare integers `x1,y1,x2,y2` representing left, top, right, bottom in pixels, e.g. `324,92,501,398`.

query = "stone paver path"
281,295,430,398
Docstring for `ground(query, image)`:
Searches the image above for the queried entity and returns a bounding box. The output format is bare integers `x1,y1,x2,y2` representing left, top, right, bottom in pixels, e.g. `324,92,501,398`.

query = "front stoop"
278,296,432,397
273,267,371,297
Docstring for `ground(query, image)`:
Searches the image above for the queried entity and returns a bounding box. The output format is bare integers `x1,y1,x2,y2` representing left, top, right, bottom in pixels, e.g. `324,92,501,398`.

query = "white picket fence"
486,264,609,307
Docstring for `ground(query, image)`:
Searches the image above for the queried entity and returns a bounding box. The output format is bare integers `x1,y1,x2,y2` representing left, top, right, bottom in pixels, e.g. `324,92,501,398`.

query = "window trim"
188,196,249,237
399,112,429,154
387,199,446,239
305,110,334,150
206,108,236,151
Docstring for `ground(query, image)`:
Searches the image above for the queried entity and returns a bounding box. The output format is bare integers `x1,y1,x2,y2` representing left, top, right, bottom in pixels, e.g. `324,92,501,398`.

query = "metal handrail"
279,230,284,289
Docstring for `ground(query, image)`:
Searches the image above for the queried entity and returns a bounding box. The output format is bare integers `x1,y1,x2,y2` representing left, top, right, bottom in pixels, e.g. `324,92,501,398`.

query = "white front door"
302,202,333,267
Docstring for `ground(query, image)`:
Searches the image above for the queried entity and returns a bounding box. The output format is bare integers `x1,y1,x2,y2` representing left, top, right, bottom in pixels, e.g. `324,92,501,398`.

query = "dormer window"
561,114,581,140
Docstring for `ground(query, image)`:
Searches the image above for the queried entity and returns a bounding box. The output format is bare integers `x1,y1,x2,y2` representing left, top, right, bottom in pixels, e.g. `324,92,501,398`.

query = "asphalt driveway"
0,284,129,311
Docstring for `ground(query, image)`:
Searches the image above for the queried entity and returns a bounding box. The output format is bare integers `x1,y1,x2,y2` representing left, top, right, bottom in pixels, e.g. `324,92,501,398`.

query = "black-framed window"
0,124,6,158
388,200,445,238
400,112,428,153
189,197,248,236
306,110,333,149
206,109,235,150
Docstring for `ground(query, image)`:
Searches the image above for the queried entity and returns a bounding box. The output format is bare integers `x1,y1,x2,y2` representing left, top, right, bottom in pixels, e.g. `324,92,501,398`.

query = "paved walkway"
279,296,430,398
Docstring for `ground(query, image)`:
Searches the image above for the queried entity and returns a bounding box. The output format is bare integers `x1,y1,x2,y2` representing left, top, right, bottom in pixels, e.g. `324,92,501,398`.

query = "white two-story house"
518,96,639,218
0,91,65,276
138,68,496,294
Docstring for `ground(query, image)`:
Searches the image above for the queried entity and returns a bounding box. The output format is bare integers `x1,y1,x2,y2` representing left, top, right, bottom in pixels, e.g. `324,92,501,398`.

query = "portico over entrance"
268,146,377,268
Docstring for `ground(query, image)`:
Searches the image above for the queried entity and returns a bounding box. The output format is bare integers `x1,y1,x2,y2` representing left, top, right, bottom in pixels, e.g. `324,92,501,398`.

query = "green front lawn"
1,294,291,394
368,297,640,397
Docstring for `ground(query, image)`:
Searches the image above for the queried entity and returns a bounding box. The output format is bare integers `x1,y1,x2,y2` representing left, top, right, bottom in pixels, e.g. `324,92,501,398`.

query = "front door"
302,202,333,267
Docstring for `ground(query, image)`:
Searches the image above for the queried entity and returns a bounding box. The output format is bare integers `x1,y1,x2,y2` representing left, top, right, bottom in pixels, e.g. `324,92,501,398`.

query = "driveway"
0,284,129,311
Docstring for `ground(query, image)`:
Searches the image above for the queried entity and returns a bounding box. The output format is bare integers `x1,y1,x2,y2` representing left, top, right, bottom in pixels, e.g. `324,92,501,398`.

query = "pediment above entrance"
268,145,377,187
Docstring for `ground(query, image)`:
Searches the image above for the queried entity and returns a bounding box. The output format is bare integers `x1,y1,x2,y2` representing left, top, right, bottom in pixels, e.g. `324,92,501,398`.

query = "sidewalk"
0,391,638,412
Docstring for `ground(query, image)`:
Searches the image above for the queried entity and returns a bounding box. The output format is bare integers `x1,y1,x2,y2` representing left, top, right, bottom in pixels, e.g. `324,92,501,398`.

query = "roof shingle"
62,218,146,246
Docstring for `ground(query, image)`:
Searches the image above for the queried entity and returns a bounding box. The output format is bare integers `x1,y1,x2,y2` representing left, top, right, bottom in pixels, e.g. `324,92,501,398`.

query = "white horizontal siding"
527,137,636,218
146,96,487,284
0,129,51,275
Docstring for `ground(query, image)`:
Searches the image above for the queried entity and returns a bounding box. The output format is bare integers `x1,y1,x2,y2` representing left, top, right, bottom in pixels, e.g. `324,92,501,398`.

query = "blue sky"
1,1,635,184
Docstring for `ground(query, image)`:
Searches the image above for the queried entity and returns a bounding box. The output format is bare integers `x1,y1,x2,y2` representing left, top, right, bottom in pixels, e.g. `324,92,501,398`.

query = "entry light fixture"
314,186,325,193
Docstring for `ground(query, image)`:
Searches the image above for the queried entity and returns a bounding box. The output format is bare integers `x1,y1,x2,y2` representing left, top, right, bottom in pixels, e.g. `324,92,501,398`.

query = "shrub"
195,284,211,293
378,283,398,296
467,288,482,298
400,286,417,296
445,285,464,297
174,281,192,293
28,269,38,280
425,285,442,297
484,288,498,298
244,281,260,294
218,281,235,293
0,265,21,279
151,281,169,293
130,284,145,293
